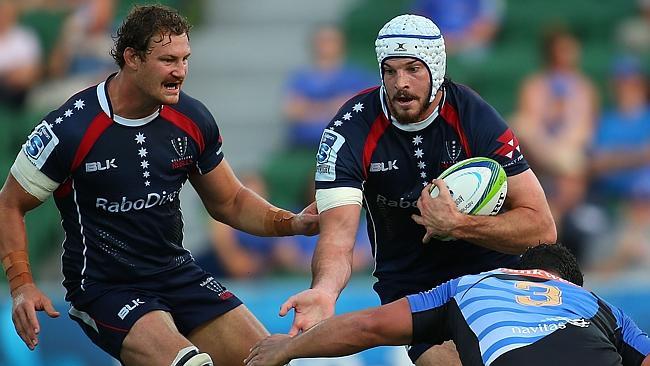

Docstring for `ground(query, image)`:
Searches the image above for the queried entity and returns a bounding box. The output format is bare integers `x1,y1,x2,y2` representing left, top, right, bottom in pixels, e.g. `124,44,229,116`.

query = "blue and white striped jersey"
407,268,650,366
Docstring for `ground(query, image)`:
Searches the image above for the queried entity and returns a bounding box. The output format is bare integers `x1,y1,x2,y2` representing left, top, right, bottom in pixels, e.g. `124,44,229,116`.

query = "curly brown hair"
111,4,192,69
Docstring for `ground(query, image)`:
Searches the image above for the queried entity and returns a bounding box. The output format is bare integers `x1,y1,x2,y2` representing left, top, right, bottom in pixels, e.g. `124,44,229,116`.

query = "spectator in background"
47,0,116,81
199,172,372,278
512,26,598,252
264,24,375,210
617,0,650,57
283,24,375,149
411,0,504,62
589,55,650,276
274,169,373,275
0,0,41,109
197,172,283,278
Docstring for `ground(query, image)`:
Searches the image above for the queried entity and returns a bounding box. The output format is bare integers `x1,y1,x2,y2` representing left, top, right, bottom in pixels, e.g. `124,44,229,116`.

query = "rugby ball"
430,157,507,216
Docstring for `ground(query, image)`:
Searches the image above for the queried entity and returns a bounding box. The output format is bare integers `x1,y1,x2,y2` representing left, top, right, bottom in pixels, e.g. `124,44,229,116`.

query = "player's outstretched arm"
190,160,318,237
246,298,412,366
414,170,556,254
0,174,60,350
280,203,361,335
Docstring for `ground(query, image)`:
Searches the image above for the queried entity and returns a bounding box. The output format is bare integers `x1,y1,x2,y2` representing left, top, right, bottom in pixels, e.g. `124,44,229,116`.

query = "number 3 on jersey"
514,281,562,306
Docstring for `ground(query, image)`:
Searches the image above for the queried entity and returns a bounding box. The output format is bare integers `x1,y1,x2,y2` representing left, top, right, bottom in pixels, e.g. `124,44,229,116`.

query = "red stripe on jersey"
54,178,73,198
440,103,472,157
160,106,206,153
354,86,380,97
70,113,113,172
93,318,129,333
362,113,391,179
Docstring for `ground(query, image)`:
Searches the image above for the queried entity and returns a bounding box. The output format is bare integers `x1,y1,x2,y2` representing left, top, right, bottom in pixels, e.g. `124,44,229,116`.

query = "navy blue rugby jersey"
315,80,529,301
18,74,223,297
407,269,650,366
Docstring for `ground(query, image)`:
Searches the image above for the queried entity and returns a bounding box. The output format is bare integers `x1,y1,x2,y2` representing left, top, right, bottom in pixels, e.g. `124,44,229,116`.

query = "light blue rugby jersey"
407,268,650,366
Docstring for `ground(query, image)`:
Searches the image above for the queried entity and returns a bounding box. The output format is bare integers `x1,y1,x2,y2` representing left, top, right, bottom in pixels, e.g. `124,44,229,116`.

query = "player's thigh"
415,341,461,366
121,310,193,366
188,304,268,366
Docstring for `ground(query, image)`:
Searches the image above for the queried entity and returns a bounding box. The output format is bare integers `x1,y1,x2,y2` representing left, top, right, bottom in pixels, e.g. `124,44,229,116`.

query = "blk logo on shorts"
118,298,145,320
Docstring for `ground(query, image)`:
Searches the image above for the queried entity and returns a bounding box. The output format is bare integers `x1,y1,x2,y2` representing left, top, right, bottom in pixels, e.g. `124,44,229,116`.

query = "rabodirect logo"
376,193,417,209
96,188,182,213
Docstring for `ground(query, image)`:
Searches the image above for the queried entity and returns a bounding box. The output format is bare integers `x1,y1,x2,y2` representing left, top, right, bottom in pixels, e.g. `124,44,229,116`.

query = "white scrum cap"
375,14,446,102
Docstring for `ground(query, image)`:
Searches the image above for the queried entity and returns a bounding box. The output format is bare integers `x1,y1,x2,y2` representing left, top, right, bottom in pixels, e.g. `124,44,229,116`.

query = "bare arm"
246,298,412,366
209,220,262,278
189,160,317,236
0,174,41,258
284,93,350,124
414,169,556,254
310,204,361,295
279,204,361,335
0,174,59,350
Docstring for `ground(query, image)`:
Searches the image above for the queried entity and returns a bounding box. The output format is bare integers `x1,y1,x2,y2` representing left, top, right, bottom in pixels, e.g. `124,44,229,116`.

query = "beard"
388,89,431,124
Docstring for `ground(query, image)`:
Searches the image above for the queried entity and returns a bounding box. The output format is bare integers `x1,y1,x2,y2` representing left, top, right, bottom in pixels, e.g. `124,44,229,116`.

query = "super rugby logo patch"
316,130,345,182
23,120,59,169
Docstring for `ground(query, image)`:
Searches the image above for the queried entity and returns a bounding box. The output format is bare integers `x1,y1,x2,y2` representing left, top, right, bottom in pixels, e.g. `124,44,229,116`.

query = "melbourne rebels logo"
170,136,193,169
441,140,463,169
171,136,188,157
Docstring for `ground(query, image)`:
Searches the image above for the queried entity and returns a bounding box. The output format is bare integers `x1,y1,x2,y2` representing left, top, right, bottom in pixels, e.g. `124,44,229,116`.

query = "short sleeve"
407,278,460,344
194,105,224,175
457,85,529,176
605,301,650,366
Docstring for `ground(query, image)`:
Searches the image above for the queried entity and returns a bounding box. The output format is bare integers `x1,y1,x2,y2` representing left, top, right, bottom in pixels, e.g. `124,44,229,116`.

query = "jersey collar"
97,73,162,127
380,85,445,132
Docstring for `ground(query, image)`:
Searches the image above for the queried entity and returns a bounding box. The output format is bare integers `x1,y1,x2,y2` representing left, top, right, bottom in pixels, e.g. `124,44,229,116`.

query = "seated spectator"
265,24,375,210
411,0,504,62
47,0,116,81
589,55,650,276
196,172,283,278
274,216,373,275
0,0,41,109
283,24,375,149
512,26,597,238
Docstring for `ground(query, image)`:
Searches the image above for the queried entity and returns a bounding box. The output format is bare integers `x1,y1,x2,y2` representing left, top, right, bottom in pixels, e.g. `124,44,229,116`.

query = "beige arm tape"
2,250,34,295
264,207,295,236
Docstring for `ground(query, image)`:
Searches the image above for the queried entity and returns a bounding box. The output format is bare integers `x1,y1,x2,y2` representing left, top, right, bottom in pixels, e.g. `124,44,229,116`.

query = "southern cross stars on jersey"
407,269,650,366
16,74,223,299
315,79,528,302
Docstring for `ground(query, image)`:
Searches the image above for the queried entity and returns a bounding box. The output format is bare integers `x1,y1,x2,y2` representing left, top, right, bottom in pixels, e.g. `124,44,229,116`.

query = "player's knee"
172,346,213,366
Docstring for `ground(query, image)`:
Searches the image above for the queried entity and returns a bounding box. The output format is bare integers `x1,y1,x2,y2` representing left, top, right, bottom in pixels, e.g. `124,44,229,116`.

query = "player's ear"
123,47,141,71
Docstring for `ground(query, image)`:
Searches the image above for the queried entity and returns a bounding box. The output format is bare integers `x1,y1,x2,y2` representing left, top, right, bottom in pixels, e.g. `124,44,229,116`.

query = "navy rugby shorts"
67,261,242,361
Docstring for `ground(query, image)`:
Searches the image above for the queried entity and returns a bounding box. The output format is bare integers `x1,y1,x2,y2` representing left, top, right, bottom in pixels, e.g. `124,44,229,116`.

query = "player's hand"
292,201,319,236
11,284,60,350
244,334,292,366
279,288,336,336
412,179,463,243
